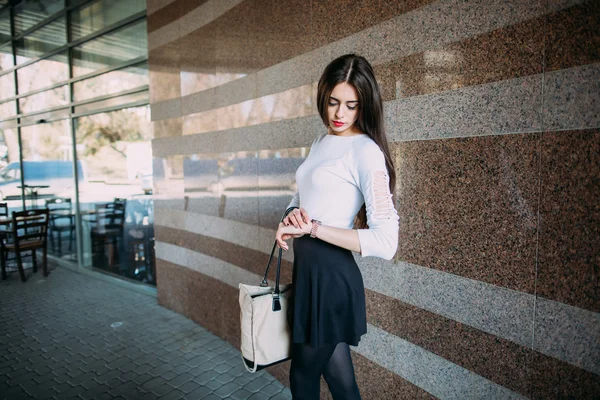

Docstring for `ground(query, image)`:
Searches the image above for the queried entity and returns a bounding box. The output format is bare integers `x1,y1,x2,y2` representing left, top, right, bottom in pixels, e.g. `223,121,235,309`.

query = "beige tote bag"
239,207,296,373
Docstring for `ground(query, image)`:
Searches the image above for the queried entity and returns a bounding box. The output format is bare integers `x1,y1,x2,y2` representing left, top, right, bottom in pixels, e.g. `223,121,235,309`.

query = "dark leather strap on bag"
260,206,298,312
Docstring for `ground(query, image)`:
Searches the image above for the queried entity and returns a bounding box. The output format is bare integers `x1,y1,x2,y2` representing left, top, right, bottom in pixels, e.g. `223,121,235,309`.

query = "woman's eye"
328,102,338,107
347,106,357,111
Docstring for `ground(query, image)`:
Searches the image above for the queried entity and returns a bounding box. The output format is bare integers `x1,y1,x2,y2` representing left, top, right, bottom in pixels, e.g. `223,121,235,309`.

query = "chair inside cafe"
45,197,75,256
0,208,50,282
91,200,126,272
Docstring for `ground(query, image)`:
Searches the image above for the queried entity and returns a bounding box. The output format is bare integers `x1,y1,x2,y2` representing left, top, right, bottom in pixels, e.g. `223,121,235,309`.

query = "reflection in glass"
257,147,307,228
0,72,15,101
20,108,69,125
18,120,79,259
73,62,148,101
13,0,64,36
71,0,146,40
74,90,149,114
0,100,16,118
0,7,10,44
74,106,154,284
0,42,14,71
72,20,147,77
153,155,183,205
0,127,16,166
19,85,69,114
15,17,67,64
17,51,68,94
183,151,268,225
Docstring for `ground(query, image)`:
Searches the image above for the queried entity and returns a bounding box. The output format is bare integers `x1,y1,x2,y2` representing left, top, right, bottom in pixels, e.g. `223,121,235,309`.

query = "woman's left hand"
276,222,310,251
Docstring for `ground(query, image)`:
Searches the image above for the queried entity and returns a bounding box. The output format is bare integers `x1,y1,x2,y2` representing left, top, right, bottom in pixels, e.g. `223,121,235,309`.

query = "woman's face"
327,82,361,136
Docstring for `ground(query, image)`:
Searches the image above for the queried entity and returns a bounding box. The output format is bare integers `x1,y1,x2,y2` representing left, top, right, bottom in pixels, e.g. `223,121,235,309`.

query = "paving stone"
158,388,184,400
205,379,223,390
244,376,272,393
184,385,213,400
109,380,139,397
194,370,220,385
248,392,271,400
152,382,175,397
213,381,242,397
179,380,201,394
230,388,254,400
54,384,86,399
0,268,291,400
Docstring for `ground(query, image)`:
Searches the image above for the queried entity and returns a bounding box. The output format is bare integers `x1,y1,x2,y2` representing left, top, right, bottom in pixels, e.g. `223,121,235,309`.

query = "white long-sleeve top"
287,133,400,260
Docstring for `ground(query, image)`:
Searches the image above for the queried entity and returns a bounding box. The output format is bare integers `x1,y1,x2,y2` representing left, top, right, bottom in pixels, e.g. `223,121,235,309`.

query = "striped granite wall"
146,0,600,398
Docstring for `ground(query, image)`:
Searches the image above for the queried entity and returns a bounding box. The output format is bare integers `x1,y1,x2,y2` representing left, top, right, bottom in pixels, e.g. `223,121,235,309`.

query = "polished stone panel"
529,337,600,399
544,1,600,72
182,110,217,135
543,62,600,131
147,0,181,33
352,352,437,400
357,324,526,399
311,0,433,50
149,41,181,104
537,129,600,312
365,290,531,397
257,146,307,229
179,23,219,97
147,0,177,15
152,155,185,202
182,151,260,225
156,257,192,316
152,116,182,138
391,73,543,141
210,0,312,87
152,116,321,157
154,225,293,284
375,16,544,101
394,134,540,293
534,298,600,375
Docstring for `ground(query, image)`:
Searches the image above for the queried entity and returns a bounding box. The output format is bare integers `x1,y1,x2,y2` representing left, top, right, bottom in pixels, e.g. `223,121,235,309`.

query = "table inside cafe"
17,185,50,208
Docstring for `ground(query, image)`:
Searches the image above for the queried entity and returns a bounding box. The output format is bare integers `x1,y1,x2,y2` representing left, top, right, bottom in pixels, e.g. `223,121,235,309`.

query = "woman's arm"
276,220,361,253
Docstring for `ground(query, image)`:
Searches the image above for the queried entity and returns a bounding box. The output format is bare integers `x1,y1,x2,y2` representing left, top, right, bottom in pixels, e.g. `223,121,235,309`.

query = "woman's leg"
322,343,361,400
290,343,336,399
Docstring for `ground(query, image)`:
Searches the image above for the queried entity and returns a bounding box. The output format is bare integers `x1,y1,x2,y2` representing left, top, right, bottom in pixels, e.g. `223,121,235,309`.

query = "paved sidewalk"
0,266,291,400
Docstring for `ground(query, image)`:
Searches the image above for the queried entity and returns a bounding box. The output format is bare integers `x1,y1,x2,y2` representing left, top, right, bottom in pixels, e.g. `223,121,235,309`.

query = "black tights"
290,342,361,400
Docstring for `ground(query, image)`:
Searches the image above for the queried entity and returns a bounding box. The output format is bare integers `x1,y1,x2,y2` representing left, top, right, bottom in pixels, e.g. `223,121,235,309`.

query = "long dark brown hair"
316,54,396,229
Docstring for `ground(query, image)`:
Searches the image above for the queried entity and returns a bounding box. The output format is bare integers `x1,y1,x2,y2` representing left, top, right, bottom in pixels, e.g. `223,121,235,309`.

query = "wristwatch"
310,219,321,238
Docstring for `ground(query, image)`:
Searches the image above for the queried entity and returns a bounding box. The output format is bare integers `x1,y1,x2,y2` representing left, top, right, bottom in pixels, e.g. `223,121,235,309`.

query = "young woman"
275,54,400,399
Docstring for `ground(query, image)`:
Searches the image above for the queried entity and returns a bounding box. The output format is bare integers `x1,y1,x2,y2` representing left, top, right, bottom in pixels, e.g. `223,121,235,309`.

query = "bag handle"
259,206,298,311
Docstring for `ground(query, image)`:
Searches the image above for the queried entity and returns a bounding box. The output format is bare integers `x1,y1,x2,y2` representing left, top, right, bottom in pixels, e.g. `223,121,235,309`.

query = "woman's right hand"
283,207,310,229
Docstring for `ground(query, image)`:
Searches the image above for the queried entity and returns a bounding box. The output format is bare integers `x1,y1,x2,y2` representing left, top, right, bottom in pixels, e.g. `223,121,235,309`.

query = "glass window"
20,108,69,125
0,99,15,118
75,106,154,283
20,120,76,225
0,127,17,165
19,85,69,114
74,62,147,101
15,17,67,64
0,71,14,100
0,7,10,44
17,51,68,94
75,90,149,114
20,119,71,162
0,42,13,71
72,20,147,77
71,0,146,40
13,0,64,36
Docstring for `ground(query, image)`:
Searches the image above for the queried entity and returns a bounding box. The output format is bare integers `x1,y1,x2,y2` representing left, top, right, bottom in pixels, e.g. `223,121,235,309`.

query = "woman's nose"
336,106,344,118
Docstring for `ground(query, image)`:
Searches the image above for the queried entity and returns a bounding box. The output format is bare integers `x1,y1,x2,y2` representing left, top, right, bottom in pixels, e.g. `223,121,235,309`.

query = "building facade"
148,0,599,398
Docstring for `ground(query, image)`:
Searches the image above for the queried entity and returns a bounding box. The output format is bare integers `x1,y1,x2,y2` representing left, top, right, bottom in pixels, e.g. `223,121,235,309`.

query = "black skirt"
290,235,367,348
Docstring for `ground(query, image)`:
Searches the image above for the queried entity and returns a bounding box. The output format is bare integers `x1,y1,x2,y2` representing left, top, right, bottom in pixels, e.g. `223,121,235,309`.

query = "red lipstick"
332,121,344,127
